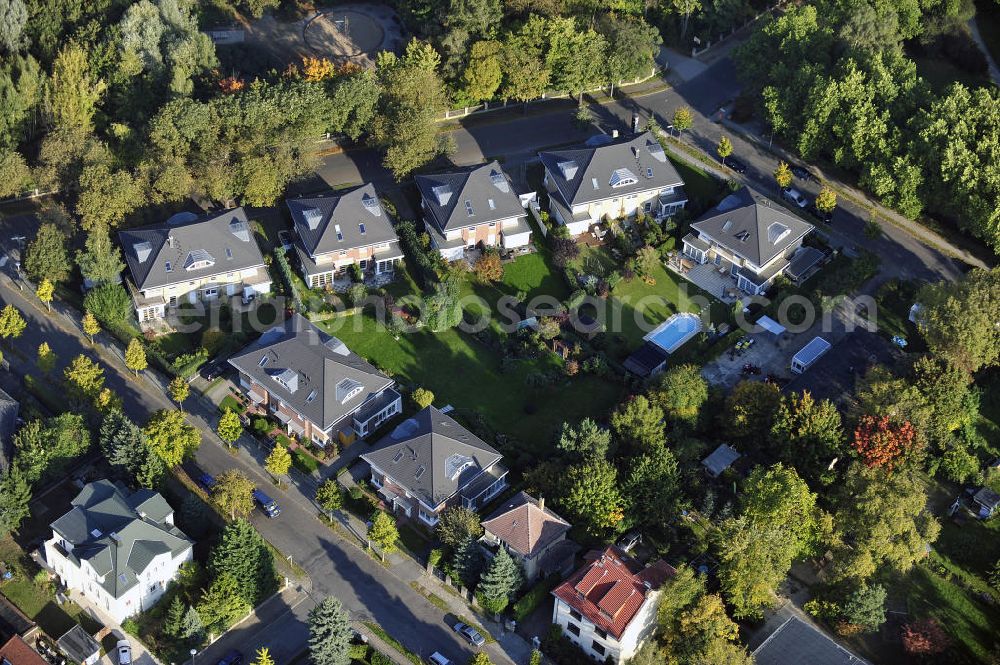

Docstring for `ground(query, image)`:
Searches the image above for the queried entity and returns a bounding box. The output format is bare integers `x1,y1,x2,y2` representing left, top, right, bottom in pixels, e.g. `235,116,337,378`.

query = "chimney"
537,496,545,512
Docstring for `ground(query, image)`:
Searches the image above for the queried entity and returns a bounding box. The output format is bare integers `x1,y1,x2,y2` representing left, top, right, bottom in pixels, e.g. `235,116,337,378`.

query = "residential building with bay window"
361,406,508,527
539,131,687,237
286,183,403,288
118,208,271,321
228,314,401,447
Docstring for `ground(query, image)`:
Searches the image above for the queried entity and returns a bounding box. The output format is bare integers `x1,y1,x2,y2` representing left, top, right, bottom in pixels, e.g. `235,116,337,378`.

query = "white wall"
551,592,660,664
44,536,193,624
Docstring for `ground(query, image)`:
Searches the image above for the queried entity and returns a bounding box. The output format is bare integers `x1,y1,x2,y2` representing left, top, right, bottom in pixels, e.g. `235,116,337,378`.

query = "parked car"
253,489,281,518
724,157,748,174
196,472,216,492
200,357,229,381
618,531,642,552
427,653,452,665
216,650,244,665
116,640,132,665
806,203,833,224
453,622,486,648
782,188,808,208
791,164,818,182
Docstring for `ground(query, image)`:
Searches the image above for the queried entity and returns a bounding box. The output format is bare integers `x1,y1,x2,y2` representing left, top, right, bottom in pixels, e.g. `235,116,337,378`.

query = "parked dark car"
806,203,833,224
724,157,748,174
200,357,229,381
216,650,243,665
196,473,216,492
791,164,818,182
253,489,281,518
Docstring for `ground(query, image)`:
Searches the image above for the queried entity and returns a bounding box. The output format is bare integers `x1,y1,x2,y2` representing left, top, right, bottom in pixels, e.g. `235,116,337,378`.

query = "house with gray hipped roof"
361,406,508,527
752,615,870,665
682,186,812,295
415,161,533,260
43,480,193,623
228,314,401,447
118,208,271,322
286,184,404,288
539,131,687,237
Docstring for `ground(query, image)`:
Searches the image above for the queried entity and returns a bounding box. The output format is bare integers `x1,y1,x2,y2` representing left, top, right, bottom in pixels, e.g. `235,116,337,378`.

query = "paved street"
0,271,526,665
315,49,976,287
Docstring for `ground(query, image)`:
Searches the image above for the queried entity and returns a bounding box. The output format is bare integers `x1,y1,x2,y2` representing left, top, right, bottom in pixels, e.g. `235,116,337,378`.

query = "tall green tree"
545,19,607,100
599,15,661,94
64,354,105,405
208,518,279,605
499,18,550,105
327,69,380,141
623,441,680,531
100,409,166,488
217,409,243,446
610,395,665,452
0,150,30,197
197,572,250,633
76,230,125,287
0,466,31,536
436,506,482,550
723,380,781,441
476,546,523,614
24,223,69,285
0,304,25,339
144,409,200,467
452,535,484,588
652,363,708,426
125,338,147,377
368,510,399,560
769,391,845,484
308,597,353,665
917,268,1000,373
557,418,612,460
48,42,106,133
0,0,27,53
460,40,502,104
559,457,625,537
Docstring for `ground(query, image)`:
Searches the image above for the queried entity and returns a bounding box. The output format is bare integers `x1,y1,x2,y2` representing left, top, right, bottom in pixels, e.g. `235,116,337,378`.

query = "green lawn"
904,564,1000,662
665,152,727,217
318,313,622,452
0,538,101,641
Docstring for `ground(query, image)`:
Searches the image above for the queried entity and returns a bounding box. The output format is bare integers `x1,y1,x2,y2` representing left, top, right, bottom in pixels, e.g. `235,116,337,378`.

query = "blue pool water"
646,313,702,353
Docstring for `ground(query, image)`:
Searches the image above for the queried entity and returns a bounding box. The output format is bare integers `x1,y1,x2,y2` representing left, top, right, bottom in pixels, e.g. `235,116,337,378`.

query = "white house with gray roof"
286,184,404,288
118,208,271,322
361,406,508,527
539,132,687,236
414,161,533,260
43,480,193,623
228,314,401,447
682,186,813,295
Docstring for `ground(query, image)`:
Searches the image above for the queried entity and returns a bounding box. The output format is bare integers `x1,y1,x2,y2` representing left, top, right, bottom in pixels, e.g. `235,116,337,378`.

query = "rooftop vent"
361,193,382,217
184,249,216,271
610,168,638,188
557,160,578,180
489,169,510,193
109,532,122,544
302,207,323,230
335,377,363,404
134,241,152,263
229,219,251,242
432,184,452,206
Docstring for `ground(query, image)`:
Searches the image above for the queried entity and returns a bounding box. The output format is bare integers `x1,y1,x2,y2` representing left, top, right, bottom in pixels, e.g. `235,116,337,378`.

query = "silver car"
783,188,808,208
453,622,486,648
116,640,132,665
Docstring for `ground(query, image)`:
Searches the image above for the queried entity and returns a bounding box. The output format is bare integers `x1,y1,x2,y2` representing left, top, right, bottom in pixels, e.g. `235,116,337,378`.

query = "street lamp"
190,648,197,665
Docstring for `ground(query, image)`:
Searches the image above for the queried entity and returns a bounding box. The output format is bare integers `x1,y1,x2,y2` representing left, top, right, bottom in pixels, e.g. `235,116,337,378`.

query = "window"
591,642,605,656
569,609,583,621
643,201,652,213
595,628,608,640
567,623,580,637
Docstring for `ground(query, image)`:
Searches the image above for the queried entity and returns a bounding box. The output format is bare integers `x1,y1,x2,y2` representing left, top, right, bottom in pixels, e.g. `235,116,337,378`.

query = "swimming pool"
644,312,702,353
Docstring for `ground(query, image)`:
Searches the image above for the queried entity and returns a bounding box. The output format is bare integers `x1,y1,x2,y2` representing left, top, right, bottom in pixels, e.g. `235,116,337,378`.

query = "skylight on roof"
432,184,452,206
225,247,233,260
489,169,510,193
646,167,653,178
736,230,751,242
90,528,102,538
134,241,152,263
361,194,382,216
306,389,317,403
415,465,426,480
393,450,404,463
767,222,791,245
465,200,474,217
165,261,172,273
488,198,495,210
258,355,269,367
558,160,578,180
359,223,366,235
335,224,343,241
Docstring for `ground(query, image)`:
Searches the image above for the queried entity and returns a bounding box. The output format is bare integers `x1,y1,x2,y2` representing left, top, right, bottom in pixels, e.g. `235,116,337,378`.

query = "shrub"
512,575,561,621
350,263,363,282
273,249,302,311
474,252,504,282
347,283,367,307
551,238,579,268
83,283,132,325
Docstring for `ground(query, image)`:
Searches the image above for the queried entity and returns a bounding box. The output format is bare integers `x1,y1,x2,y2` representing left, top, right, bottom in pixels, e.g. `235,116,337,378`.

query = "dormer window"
445,454,475,481
184,249,216,271
610,168,638,188
272,368,298,393
335,378,363,404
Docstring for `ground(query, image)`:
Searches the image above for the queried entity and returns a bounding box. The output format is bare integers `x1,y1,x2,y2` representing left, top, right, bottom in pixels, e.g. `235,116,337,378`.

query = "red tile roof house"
0,635,48,665
480,492,579,582
552,546,675,664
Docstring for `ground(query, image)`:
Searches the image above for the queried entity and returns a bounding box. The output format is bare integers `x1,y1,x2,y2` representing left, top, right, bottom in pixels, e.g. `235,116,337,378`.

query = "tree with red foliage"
901,617,949,656
852,414,916,471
